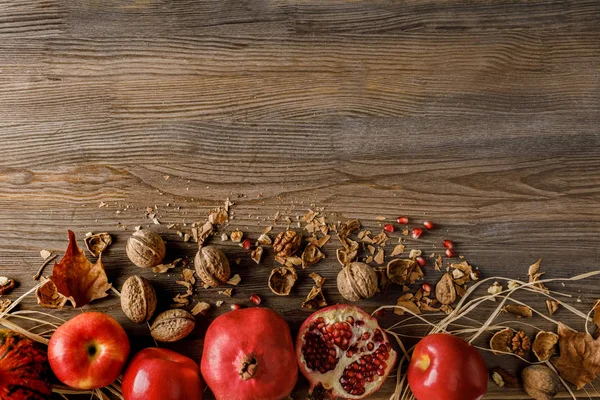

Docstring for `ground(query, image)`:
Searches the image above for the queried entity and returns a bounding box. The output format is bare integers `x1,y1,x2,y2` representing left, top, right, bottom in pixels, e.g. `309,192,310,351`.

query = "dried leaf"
153,258,183,274
36,231,111,309
191,301,211,316
84,232,112,257
502,305,533,318
394,299,422,316
552,323,600,389
268,266,297,296
391,244,405,257
386,259,416,285
435,273,456,305
547,300,560,316
301,273,327,310
592,300,600,331
532,331,559,362
301,244,325,269
227,274,241,286
527,258,549,293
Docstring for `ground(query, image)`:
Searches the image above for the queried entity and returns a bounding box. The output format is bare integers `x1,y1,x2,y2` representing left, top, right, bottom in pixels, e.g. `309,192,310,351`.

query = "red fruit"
48,312,130,389
0,330,52,399
201,308,297,400
397,216,409,224
411,228,423,239
296,305,397,399
423,221,434,229
383,224,394,233
443,240,454,249
250,294,261,305
242,238,252,250
122,348,204,400
408,334,487,400
415,256,426,267
445,248,455,257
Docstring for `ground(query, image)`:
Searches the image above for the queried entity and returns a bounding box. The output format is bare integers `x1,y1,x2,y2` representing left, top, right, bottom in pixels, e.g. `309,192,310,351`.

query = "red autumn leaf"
36,231,111,309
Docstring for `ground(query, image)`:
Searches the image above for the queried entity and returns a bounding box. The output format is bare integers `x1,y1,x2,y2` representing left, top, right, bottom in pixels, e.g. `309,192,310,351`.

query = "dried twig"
33,254,57,280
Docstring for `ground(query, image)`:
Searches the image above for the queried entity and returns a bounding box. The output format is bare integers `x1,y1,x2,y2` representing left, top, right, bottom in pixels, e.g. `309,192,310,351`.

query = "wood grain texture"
0,0,599,398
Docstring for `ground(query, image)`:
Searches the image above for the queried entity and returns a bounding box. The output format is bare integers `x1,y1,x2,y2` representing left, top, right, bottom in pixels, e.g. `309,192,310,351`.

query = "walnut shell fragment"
435,273,456,305
337,262,378,302
273,230,302,257
0,277,15,295
336,248,357,266
120,275,157,324
126,229,166,268
301,273,327,310
521,365,560,400
490,367,520,388
150,309,195,342
490,328,515,355
250,247,264,264
532,331,559,362
301,244,325,269
35,279,68,309
387,259,417,285
502,304,533,318
84,233,112,257
268,266,297,296
194,246,230,287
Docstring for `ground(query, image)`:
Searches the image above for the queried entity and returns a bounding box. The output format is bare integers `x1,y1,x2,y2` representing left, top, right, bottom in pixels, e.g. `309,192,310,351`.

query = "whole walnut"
194,246,230,287
337,262,378,302
522,365,560,400
120,275,157,324
126,230,166,268
150,309,195,342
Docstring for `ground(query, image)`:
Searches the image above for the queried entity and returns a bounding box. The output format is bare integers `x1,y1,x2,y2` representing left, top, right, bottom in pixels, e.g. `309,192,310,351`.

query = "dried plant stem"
33,254,57,280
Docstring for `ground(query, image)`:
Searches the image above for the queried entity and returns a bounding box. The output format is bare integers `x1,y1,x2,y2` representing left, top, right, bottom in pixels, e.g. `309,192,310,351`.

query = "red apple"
48,312,130,389
407,334,488,400
122,348,204,400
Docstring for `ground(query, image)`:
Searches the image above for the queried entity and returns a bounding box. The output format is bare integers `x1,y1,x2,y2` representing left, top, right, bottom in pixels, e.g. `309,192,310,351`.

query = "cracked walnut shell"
268,266,297,296
273,230,302,257
337,262,378,302
126,229,166,268
150,309,195,342
194,246,230,287
120,275,157,324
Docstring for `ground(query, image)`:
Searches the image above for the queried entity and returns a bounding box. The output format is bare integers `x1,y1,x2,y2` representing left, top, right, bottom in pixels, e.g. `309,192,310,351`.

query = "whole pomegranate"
201,307,297,400
296,305,397,399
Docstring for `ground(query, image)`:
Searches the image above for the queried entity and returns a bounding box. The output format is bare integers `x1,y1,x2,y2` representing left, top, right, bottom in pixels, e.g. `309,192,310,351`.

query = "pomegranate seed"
415,256,426,267
411,228,423,239
421,283,433,292
423,220,434,229
443,239,454,249
242,238,252,250
383,224,394,233
445,248,455,257
250,294,261,305
230,303,242,310
397,216,409,224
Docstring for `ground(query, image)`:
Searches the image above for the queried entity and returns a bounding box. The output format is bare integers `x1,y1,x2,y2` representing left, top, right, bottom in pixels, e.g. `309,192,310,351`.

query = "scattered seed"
443,240,453,249
397,216,408,224
415,256,426,267
250,294,261,305
445,248,455,257
423,221,434,230
383,224,394,233
411,228,423,239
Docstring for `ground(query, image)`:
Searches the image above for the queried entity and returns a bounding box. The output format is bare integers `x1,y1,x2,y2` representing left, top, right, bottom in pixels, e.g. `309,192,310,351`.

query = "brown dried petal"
386,259,416,285
532,331,559,362
490,328,514,355
552,322,600,390
435,273,456,305
268,266,297,296
502,305,533,318
394,299,421,316
84,233,112,257
301,244,325,269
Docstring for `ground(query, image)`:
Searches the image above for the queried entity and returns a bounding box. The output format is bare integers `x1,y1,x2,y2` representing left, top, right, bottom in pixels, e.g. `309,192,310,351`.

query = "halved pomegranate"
296,305,397,399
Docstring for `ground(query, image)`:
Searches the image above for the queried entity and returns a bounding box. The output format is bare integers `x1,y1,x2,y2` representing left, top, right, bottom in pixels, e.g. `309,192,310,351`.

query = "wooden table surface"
1,1,600,399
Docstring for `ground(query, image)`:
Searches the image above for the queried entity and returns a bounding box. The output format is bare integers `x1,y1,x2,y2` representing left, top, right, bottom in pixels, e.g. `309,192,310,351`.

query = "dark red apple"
408,334,488,400
122,347,204,400
48,312,130,389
